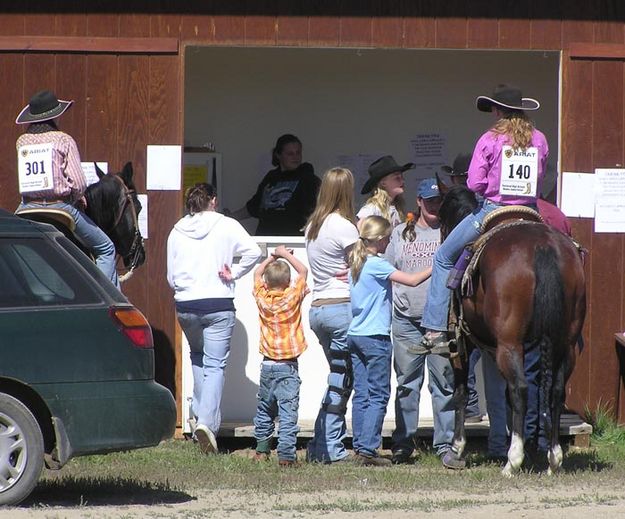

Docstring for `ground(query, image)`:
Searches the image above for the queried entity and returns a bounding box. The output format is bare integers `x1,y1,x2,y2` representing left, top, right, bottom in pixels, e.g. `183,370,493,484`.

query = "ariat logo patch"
504,148,513,159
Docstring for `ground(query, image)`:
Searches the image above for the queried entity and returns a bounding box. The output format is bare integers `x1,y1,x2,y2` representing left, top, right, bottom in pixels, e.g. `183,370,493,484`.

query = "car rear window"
0,237,103,307
55,237,128,304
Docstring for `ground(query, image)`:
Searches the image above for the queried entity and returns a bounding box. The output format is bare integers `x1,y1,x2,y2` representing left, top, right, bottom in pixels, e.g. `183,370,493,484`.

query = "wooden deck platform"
215,413,592,447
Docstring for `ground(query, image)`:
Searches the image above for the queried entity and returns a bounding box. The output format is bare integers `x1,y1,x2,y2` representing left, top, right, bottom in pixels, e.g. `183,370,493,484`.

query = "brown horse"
438,184,586,476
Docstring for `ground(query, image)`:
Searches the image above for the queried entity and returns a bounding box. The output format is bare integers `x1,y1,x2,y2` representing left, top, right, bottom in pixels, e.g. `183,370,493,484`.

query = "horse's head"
85,162,146,274
437,182,478,240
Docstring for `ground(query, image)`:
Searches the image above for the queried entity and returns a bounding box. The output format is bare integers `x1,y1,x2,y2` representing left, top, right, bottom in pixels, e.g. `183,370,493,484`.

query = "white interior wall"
184,46,560,232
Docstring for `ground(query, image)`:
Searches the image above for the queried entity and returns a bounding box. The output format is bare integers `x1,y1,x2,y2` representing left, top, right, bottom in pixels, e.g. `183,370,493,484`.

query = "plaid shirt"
16,130,86,202
254,275,308,360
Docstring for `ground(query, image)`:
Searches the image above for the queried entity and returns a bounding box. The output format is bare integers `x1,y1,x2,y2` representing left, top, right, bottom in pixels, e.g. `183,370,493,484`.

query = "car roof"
0,209,53,236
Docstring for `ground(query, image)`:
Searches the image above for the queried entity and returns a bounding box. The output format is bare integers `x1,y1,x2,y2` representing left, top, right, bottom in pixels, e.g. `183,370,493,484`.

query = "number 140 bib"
499,145,538,198
18,143,54,193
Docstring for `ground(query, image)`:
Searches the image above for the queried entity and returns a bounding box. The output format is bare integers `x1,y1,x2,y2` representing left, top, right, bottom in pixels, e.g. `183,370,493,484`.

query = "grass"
18,425,625,515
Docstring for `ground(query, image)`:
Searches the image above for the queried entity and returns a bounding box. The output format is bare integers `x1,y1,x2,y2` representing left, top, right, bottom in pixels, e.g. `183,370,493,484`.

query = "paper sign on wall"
146,145,181,190
137,194,148,239
595,168,625,233
560,172,596,218
81,162,108,186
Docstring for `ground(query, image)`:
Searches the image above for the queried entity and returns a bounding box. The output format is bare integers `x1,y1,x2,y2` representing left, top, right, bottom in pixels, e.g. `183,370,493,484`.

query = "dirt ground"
9,475,625,518
8,487,625,519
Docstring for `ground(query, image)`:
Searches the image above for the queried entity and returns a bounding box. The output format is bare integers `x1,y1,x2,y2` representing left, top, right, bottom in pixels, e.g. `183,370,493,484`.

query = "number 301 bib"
499,145,538,198
18,143,54,193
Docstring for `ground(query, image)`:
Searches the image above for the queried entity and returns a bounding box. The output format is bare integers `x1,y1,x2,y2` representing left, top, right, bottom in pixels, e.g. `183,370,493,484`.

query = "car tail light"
109,306,154,349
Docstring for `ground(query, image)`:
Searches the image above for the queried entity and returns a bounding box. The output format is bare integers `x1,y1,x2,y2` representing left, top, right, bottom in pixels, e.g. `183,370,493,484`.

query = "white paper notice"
409,133,447,180
137,194,148,239
146,145,181,190
561,172,596,218
595,168,625,233
81,162,108,186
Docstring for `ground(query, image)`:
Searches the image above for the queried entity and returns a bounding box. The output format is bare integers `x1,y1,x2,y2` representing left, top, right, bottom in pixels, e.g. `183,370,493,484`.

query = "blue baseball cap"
417,178,440,199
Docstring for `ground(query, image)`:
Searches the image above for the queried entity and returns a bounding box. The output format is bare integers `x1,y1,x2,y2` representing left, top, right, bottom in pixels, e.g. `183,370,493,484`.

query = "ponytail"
349,215,392,283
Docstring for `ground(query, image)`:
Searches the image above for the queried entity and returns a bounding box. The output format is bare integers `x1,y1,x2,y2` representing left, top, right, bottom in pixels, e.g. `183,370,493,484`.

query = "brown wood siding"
0,4,624,423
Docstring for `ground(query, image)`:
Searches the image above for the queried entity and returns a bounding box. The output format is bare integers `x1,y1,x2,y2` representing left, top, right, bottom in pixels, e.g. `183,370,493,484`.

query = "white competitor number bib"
18,143,54,193
499,145,538,198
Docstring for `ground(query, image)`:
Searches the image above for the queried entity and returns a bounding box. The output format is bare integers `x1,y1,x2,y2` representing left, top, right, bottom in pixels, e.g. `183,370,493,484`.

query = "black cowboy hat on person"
361,155,415,195
441,153,472,178
476,84,540,113
16,90,73,125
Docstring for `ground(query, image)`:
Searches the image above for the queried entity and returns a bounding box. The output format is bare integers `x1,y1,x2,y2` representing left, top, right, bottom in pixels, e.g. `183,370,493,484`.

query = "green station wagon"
0,210,176,506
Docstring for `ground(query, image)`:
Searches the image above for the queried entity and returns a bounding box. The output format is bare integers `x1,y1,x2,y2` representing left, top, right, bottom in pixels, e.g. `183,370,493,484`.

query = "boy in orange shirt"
253,245,309,466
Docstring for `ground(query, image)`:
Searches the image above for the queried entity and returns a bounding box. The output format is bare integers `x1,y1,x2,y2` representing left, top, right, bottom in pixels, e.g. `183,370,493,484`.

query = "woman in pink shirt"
421,84,548,350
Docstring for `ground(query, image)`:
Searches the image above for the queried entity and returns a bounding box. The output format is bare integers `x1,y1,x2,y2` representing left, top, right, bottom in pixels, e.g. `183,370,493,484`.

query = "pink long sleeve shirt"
467,128,549,205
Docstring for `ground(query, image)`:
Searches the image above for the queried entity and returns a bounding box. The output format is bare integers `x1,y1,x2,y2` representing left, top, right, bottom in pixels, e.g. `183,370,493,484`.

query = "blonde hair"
305,167,356,240
491,110,535,150
349,215,391,283
365,187,405,222
264,260,291,289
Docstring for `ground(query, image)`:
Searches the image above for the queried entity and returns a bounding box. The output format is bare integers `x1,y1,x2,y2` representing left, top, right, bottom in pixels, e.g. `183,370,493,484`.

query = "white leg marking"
452,437,466,458
502,432,524,477
547,444,563,475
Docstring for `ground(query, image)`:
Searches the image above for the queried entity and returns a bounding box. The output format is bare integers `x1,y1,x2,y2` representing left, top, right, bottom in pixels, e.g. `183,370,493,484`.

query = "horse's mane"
85,175,122,230
439,185,478,239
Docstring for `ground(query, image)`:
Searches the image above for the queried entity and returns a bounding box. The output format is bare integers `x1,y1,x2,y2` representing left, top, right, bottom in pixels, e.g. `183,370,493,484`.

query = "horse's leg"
497,343,527,477
442,347,469,469
547,342,575,475
547,360,565,474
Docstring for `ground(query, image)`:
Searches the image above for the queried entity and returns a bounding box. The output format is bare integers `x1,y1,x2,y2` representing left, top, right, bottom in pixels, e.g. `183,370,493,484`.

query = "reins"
108,175,144,283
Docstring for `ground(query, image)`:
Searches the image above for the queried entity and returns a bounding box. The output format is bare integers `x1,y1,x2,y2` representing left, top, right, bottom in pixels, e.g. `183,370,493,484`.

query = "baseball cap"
417,178,440,199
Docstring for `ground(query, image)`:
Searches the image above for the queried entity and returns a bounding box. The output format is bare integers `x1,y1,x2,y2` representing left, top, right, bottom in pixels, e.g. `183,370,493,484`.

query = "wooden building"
1,2,625,425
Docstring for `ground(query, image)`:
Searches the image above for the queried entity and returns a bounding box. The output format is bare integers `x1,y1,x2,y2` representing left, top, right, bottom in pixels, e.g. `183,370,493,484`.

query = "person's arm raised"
273,245,308,279
389,266,432,287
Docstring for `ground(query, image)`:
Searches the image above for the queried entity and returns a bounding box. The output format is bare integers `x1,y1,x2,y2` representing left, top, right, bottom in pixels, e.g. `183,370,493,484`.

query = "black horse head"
435,174,479,240
85,162,146,273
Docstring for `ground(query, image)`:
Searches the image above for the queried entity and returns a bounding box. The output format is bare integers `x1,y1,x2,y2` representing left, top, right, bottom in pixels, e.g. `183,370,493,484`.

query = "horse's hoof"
441,450,466,470
501,462,520,478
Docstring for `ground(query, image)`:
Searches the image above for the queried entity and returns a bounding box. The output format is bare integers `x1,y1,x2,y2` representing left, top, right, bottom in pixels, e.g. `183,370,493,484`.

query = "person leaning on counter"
228,134,321,236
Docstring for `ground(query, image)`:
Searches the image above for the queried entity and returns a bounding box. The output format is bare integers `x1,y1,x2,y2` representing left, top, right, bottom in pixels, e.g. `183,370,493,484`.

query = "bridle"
107,175,144,283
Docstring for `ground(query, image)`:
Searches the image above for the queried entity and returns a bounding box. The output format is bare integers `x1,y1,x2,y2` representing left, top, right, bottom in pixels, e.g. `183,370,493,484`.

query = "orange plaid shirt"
254,275,309,360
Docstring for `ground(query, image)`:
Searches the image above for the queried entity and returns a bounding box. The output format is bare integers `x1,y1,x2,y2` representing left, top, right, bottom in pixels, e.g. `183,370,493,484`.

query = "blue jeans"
348,334,392,457
421,200,502,331
481,350,510,457
18,201,118,287
466,348,482,417
524,341,548,451
307,302,352,462
254,361,301,461
177,310,235,434
391,314,454,456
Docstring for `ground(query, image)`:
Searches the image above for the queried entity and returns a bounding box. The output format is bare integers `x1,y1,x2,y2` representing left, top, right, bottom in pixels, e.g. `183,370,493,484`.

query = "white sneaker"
194,424,218,454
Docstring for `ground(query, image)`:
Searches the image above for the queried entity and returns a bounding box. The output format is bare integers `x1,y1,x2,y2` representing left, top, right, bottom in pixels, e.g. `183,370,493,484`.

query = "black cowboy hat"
16,90,73,124
441,153,472,178
476,84,540,113
361,155,415,195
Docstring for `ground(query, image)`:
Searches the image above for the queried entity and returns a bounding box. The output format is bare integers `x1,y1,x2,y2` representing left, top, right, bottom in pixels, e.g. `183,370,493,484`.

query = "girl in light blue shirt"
347,215,431,465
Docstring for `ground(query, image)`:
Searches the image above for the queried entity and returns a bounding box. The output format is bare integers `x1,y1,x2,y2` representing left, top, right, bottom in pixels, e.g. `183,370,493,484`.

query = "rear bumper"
36,380,176,463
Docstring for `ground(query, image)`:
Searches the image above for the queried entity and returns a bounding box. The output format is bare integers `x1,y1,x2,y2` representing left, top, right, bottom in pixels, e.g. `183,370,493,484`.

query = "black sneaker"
391,450,412,464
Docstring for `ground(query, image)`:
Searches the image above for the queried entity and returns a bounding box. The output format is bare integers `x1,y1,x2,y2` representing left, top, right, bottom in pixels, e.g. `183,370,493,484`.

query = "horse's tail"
531,245,565,446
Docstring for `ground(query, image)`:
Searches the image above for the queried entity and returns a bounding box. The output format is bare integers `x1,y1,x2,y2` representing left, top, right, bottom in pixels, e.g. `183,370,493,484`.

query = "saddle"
15,207,76,232
15,207,88,253
461,206,543,296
